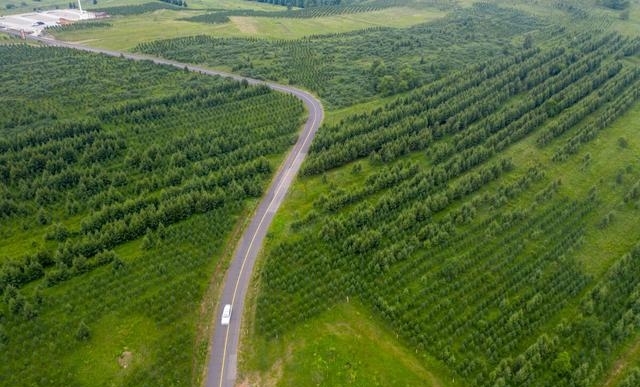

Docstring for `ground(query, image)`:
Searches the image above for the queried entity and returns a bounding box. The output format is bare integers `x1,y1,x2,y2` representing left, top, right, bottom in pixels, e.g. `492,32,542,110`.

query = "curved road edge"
20,34,325,387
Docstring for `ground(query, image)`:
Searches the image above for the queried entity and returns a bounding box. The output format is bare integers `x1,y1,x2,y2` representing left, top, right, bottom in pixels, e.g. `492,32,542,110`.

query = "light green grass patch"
173,0,285,11
242,301,454,387
0,210,84,264
66,314,160,386
612,3,640,36
52,6,446,50
510,101,640,276
322,92,404,126
0,32,20,44
599,334,640,387
230,7,445,37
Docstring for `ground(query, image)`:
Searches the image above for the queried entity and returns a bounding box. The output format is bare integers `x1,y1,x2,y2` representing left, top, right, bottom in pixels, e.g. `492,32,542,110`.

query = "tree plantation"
245,30,640,386
131,1,640,386
3,0,640,385
136,4,546,109
0,44,304,386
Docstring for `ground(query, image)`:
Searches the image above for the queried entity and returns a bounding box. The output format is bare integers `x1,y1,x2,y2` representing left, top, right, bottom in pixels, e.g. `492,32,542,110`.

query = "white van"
221,304,232,325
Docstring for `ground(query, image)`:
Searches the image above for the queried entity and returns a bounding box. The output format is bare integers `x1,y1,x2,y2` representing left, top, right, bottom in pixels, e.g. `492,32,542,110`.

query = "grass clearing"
66,314,160,386
241,301,455,387
51,6,446,50
613,4,640,36
227,7,446,37
501,101,640,276
602,335,640,387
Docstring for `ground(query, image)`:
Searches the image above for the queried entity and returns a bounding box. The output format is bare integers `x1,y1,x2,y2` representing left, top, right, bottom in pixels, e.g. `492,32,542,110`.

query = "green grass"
224,6,445,35
501,101,640,276
50,6,446,50
0,33,18,44
612,3,640,36
241,301,456,387
599,335,640,387
65,313,161,385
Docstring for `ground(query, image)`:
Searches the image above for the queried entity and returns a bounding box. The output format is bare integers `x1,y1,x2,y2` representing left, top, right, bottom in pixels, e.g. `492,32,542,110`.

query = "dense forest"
0,45,304,385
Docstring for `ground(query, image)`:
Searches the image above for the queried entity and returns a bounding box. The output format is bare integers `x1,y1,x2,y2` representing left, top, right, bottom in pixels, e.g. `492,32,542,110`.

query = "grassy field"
239,300,458,387
0,32,17,43
50,6,446,50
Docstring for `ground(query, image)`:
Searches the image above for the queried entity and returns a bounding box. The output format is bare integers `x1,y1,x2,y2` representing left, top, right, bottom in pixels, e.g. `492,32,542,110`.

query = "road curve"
22,34,324,387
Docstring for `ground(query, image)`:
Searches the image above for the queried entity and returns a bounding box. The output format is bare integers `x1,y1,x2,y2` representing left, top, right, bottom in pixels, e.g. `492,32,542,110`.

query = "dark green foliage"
92,2,183,16
138,4,547,108
183,2,398,24
159,0,187,7
249,0,340,8
248,0,344,8
618,137,629,148
598,0,630,10
552,351,572,376
624,180,640,203
0,45,304,295
45,223,69,242
620,368,640,387
45,21,111,33
0,324,7,345
75,320,91,341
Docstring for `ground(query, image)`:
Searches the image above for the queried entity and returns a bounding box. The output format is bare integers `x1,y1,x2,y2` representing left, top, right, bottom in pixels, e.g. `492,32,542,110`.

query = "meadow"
49,1,447,50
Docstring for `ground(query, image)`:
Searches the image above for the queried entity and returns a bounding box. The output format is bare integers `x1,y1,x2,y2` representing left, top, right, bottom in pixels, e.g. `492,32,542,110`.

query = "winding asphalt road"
17,33,324,387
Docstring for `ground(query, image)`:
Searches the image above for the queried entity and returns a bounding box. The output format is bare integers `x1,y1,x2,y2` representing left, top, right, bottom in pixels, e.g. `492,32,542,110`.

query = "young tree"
76,321,91,341
552,351,571,376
